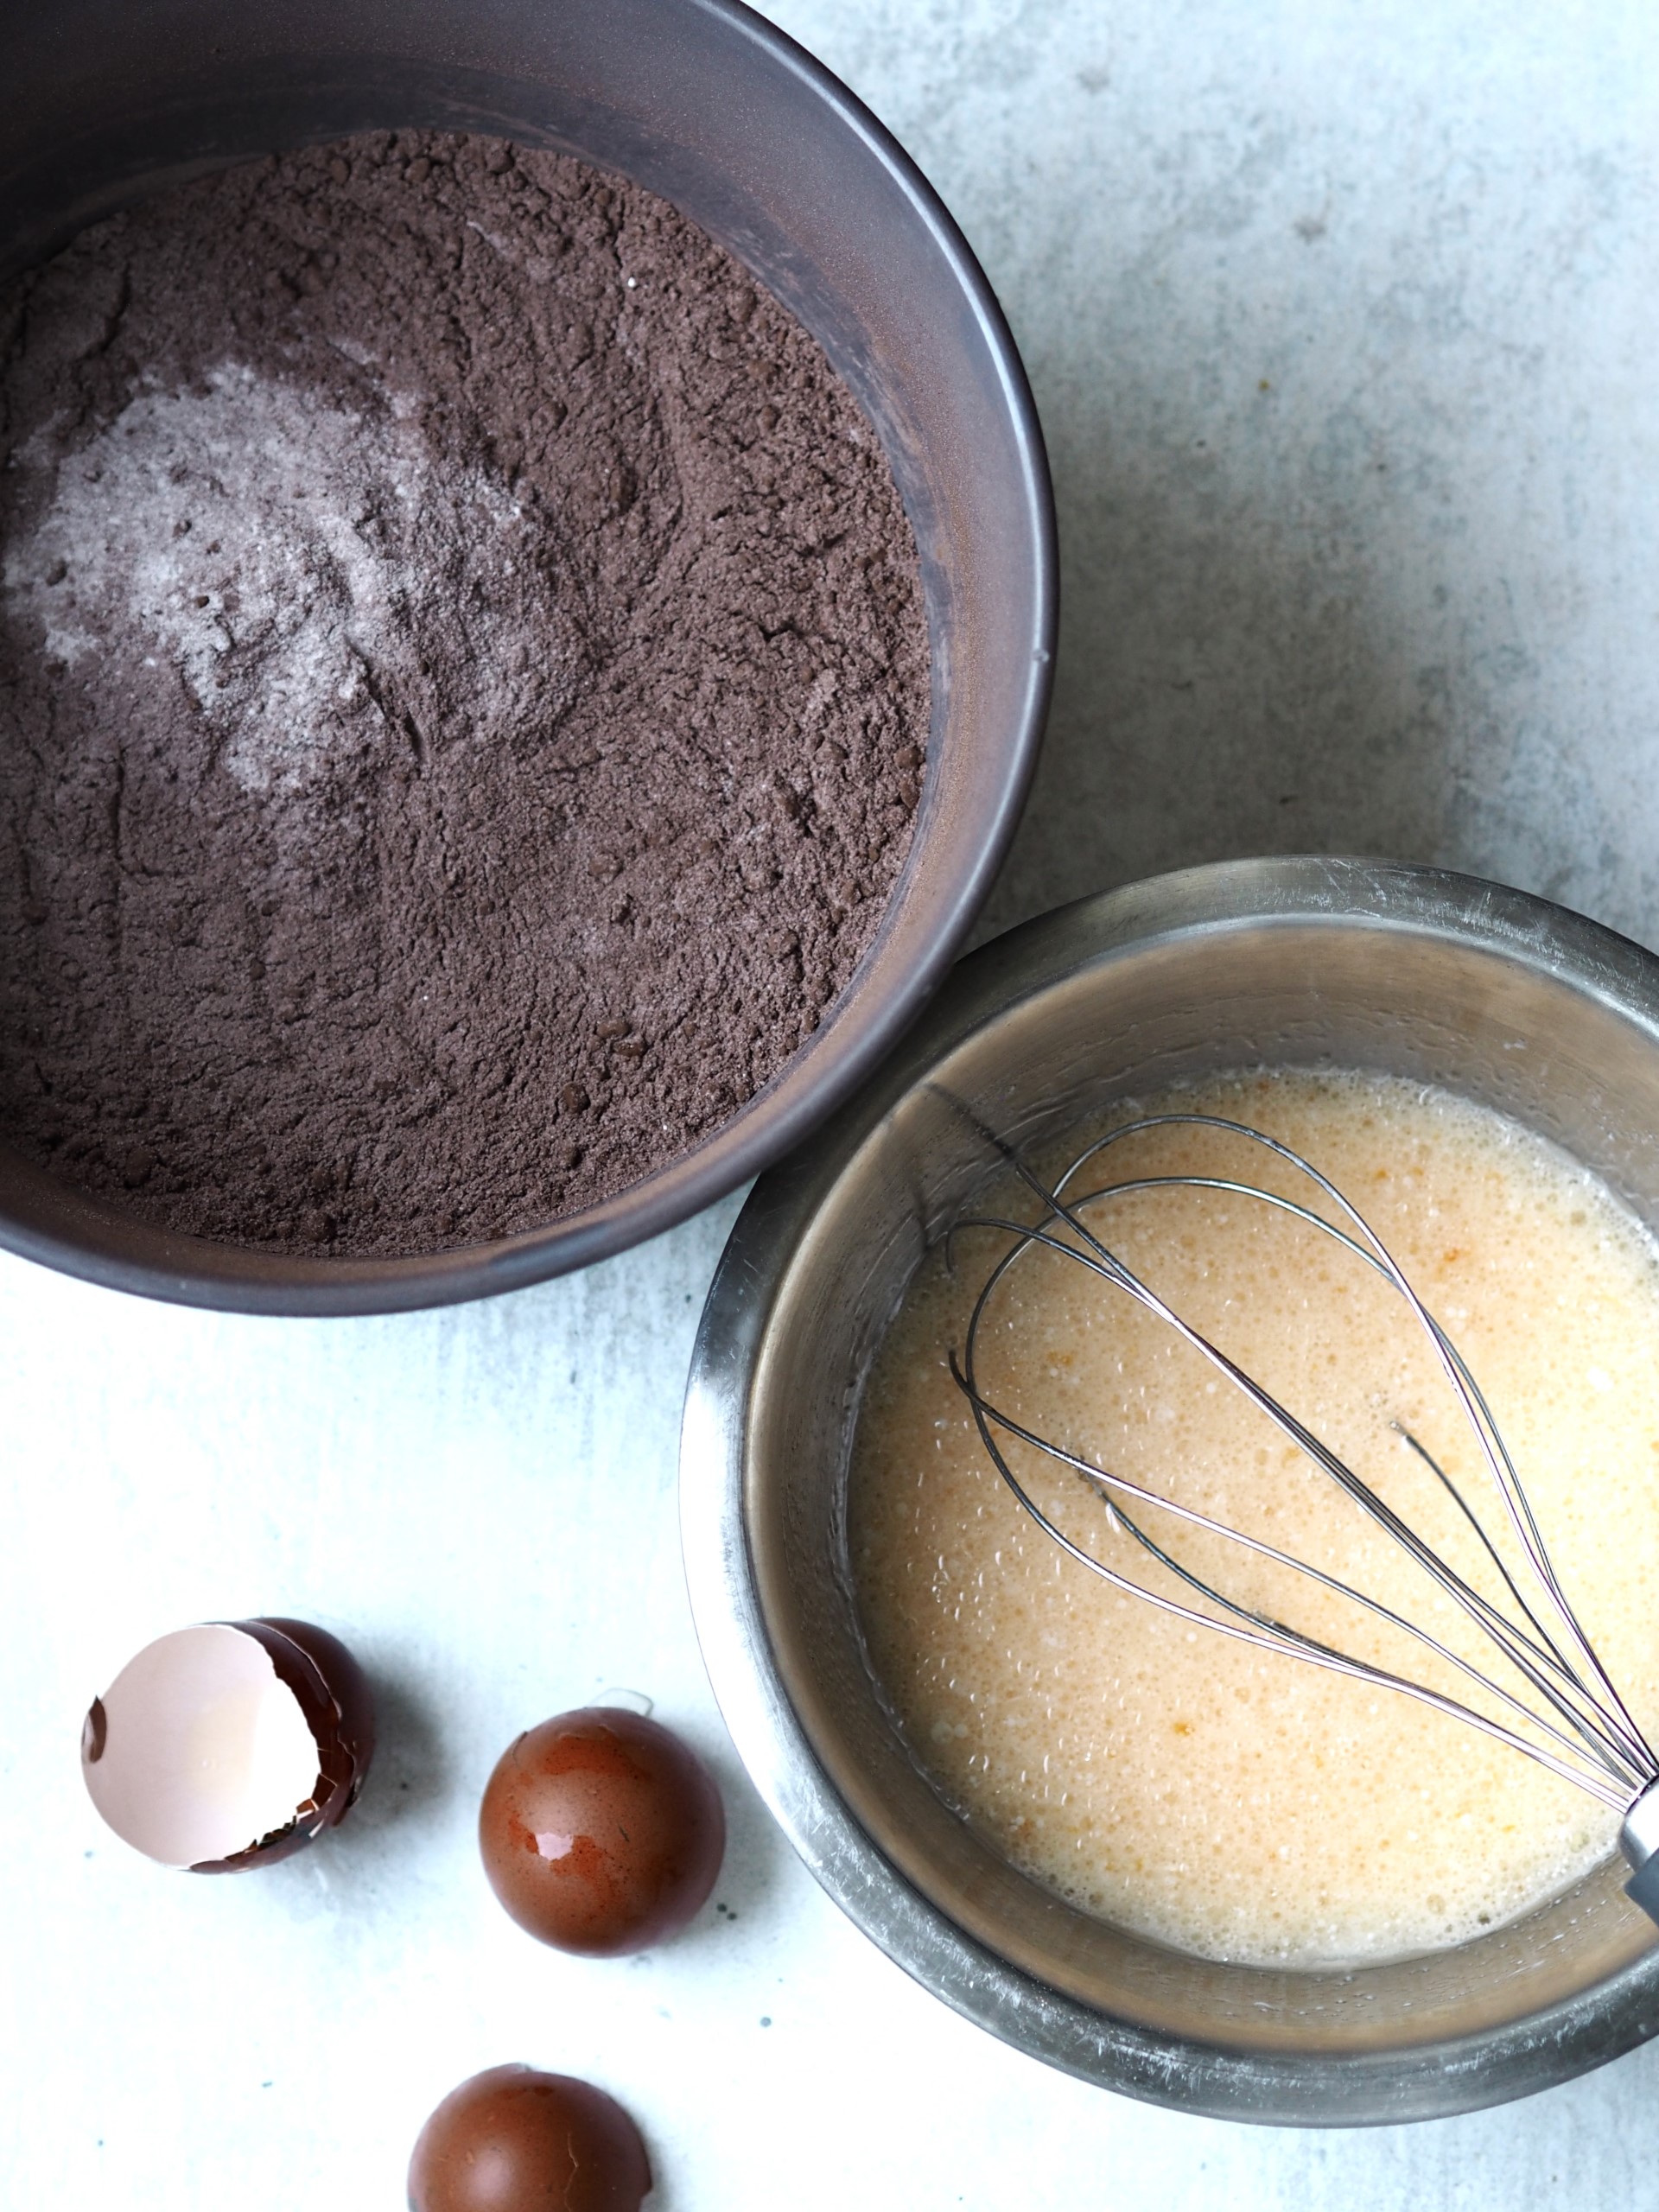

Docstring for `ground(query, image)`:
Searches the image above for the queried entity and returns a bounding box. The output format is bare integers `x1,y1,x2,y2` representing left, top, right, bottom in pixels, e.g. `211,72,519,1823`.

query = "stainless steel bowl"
681,855,1659,2123
0,0,1053,1314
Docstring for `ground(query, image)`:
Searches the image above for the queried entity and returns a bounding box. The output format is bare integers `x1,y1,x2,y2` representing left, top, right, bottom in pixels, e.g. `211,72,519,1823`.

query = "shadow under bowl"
0,0,1053,1313
681,855,1659,2123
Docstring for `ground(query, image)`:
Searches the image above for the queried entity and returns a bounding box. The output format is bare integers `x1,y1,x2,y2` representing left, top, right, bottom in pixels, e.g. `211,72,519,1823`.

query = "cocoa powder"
0,131,928,1254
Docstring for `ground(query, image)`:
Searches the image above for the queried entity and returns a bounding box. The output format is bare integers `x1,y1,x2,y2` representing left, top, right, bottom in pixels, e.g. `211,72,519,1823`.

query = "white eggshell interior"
82,1624,323,1867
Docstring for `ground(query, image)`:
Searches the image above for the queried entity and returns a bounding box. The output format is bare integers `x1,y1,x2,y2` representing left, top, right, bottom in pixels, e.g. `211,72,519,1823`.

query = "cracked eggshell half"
80,1617,376,1872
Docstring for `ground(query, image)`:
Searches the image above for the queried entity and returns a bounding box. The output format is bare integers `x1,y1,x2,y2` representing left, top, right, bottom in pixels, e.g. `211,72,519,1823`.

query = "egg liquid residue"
849,1070,1659,1968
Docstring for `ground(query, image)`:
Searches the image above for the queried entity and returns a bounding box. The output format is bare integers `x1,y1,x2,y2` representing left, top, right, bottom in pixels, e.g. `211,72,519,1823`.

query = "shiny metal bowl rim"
680,855,1659,2124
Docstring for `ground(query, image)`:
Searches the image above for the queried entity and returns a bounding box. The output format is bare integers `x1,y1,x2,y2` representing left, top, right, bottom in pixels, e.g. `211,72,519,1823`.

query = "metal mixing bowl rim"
0,0,1056,1315
680,856,1659,2123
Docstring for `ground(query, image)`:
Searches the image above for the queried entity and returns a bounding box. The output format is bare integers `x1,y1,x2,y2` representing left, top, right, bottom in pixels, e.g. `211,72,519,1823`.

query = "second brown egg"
479,1707,725,1955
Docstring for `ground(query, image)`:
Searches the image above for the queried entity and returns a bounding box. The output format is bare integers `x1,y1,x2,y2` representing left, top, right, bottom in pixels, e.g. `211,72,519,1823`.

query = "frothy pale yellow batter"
849,1071,1659,1967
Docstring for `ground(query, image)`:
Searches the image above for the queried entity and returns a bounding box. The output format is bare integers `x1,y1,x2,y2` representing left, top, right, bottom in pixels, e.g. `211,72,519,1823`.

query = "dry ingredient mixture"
0,130,928,1253
851,1071,1659,1968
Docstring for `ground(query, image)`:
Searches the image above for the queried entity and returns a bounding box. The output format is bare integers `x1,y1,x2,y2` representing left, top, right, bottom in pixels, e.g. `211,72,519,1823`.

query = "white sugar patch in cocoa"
3,361,547,793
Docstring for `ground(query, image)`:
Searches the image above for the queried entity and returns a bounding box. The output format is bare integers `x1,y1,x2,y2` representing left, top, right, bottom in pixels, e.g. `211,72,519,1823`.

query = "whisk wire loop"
950,1337,1635,1806
1059,1119,1655,1773
1392,1429,1651,1774
954,1210,1637,1790
1060,1122,1630,1711
944,1108,1659,1826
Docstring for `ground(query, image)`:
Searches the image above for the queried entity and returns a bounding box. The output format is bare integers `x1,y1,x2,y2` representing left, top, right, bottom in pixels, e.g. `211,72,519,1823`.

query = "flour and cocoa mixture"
0,131,928,1253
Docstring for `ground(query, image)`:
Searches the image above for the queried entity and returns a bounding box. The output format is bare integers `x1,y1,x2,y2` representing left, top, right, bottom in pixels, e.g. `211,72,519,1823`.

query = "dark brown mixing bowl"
0,0,1054,1313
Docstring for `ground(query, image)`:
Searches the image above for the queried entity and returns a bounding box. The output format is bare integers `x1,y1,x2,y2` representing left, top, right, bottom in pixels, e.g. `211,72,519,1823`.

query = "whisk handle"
1619,1784,1659,1930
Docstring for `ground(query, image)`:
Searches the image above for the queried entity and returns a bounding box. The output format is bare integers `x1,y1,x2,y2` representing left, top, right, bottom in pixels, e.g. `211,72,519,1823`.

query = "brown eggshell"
478,1708,724,1955
407,2064,651,2212
79,1615,376,1874
193,1617,377,1872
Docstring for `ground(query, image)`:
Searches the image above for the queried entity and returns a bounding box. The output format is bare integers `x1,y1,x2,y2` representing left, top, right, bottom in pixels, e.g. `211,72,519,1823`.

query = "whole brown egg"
478,1707,724,1955
407,2064,650,2212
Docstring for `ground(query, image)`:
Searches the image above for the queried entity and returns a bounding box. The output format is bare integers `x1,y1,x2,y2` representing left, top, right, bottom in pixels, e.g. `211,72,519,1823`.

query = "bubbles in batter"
849,1071,1659,1967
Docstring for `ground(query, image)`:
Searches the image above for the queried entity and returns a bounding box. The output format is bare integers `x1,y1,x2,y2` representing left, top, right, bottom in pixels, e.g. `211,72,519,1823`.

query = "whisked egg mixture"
849,1070,1659,1967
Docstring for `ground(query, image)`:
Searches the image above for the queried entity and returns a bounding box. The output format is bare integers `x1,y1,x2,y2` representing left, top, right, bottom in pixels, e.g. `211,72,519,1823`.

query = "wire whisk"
946,1109,1659,1923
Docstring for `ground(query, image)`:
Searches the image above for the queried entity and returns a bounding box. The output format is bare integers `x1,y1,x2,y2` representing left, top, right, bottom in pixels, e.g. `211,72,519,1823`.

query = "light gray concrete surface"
821,0,1659,950
5,3,1659,2204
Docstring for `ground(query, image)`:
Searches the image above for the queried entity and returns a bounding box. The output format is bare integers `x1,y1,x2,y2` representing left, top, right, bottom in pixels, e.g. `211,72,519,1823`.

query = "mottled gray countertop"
4,2,1658,2203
